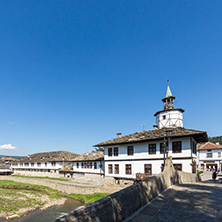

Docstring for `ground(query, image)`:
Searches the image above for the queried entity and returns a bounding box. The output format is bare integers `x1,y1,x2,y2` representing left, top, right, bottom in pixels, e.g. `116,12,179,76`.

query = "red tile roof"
1,157,16,161
199,142,222,150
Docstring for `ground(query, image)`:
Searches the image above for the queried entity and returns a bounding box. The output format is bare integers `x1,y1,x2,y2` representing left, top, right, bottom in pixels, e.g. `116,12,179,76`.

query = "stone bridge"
127,181,222,222
57,157,209,222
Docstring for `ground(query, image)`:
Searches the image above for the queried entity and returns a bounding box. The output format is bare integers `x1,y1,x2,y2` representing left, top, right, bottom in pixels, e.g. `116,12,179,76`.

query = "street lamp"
163,130,172,168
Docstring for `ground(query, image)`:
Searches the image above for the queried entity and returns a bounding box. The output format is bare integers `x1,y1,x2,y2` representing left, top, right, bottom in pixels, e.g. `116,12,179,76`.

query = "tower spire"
154,81,185,129
165,80,173,98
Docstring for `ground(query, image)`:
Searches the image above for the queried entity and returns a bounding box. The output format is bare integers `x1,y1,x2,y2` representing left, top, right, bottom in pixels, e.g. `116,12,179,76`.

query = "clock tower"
154,81,185,129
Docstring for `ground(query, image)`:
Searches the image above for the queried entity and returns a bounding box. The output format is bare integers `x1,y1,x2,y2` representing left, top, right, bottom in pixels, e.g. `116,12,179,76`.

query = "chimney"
153,125,158,130
216,142,220,145
153,125,159,130
117,133,122,138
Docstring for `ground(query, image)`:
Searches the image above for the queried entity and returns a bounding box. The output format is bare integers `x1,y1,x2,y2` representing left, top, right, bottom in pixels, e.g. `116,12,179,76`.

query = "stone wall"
56,157,200,222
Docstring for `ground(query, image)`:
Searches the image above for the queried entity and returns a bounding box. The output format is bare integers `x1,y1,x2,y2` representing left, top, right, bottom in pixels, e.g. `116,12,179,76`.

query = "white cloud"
0,144,16,150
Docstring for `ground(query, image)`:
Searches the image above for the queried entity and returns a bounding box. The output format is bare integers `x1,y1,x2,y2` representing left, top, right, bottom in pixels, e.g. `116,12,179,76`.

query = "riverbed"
2,198,83,222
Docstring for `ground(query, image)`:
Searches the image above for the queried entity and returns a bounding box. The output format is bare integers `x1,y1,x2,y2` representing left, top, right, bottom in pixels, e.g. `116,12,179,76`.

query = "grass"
0,180,65,194
11,175,69,182
69,193,110,204
0,179,110,217
0,189,45,214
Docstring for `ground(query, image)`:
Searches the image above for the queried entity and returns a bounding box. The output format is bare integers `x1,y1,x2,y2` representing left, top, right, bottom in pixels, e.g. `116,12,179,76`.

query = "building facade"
11,151,79,177
95,83,208,180
73,151,104,176
197,142,222,171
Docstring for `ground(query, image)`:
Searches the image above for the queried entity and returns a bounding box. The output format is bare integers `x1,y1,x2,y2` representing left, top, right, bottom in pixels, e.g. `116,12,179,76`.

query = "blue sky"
0,1,221,156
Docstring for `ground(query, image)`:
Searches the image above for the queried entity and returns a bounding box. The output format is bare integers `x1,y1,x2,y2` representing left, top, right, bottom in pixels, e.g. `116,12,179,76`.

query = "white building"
73,151,104,176
198,142,222,171
95,82,208,180
11,151,79,177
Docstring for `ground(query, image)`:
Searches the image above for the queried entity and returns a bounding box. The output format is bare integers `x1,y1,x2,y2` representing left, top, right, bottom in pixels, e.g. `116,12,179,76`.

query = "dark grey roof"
74,151,104,161
94,127,208,147
59,163,73,172
0,163,11,169
154,108,185,116
14,151,79,163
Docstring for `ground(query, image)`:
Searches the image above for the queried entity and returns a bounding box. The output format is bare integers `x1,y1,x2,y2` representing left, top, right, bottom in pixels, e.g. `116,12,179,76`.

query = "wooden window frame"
114,147,119,156
160,143,164,154
206,153,212,158
173,164,182,171
125,164,132,174
127,146,134,156
149,144,156,154
144,164,152,174
114,164,119,174
108,164,113,174
108,148,112,157
172,141,182,153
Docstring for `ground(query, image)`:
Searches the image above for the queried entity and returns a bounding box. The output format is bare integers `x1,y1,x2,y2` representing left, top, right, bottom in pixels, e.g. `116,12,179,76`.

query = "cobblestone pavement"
127,181,222,222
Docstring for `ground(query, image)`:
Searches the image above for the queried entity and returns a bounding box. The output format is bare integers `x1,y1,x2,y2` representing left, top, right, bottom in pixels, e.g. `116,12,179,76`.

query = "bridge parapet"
56,157,200,222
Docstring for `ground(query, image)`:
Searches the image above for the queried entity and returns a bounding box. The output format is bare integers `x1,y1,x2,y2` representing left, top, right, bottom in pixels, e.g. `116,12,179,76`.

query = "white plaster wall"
156,110,183,129
104,137,192,161
73,161,104,174
105,159,192,179
198,149,222,170
198,149,222,161
11,161,63,170
104,137,193,179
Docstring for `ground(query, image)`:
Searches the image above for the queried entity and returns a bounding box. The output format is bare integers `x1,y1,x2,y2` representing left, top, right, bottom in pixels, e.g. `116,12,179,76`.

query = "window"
84,162,87,168
87,162,90,168
108,148,112,156
114,147,119,156
173,164,182,171
89,162,92,169
37,162,41,167
144,164,152,174
149,144,156,154
192,141,197,154
31,163,34,167
163,115,166,120
125,164,132,174
81,162,83,168
45,162,47,167
94,162,97,169
20,163,23,167
108,164,113,174
51,162,56,167
160,143,164,154
206,153,212,158
25,163,29,167
218,152,221,158
172,141,182,153
127,146,134,156
77,162,79,168
114,164,119,174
